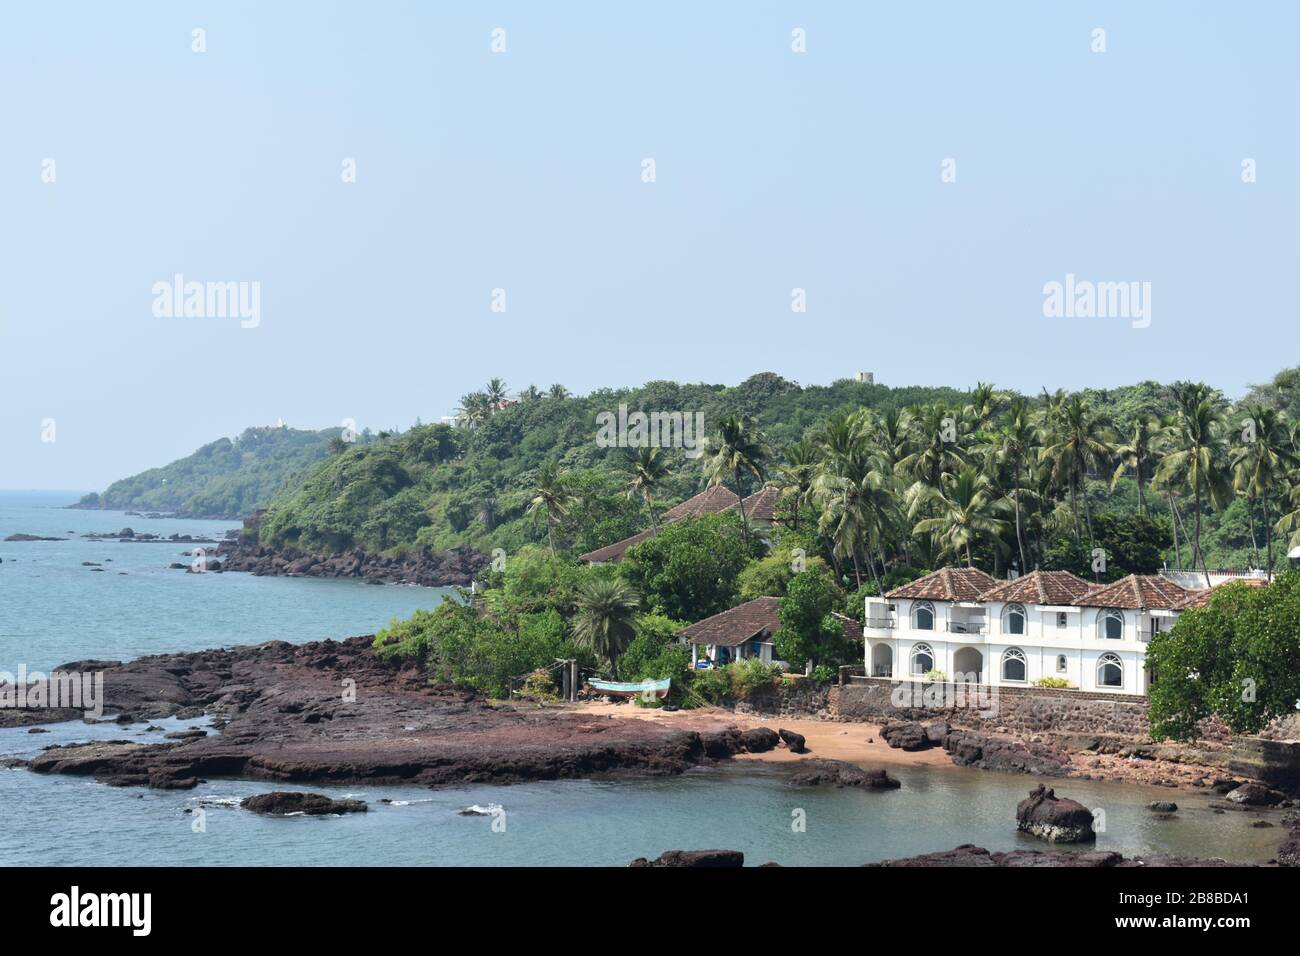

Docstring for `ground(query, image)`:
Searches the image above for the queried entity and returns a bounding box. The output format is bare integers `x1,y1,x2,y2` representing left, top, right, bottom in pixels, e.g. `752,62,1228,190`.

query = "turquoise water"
0,492,1286,866
0,491,457,670
0,714,1285,866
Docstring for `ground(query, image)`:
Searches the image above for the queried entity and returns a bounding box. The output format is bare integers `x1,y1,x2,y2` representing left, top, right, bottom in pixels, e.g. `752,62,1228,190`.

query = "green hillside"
74,426,346,519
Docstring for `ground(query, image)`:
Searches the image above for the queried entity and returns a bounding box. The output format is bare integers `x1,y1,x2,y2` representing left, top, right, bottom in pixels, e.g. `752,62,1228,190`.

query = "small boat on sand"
587,677,671,699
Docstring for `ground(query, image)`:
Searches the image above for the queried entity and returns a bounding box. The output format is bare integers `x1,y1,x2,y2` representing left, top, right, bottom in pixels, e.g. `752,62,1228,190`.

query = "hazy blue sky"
3,2,1296,490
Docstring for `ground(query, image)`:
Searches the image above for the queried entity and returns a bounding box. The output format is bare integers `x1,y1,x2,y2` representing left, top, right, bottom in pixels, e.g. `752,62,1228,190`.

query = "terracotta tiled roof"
576,528,657,564
1171,577,1268,610
579,486,740,563
678,597,863,647
885,567,998,602
976,571,1095,606
1076,574,1190,610
724,484,781,523
679,597,781,647
661,485,740,522
832,612,864,642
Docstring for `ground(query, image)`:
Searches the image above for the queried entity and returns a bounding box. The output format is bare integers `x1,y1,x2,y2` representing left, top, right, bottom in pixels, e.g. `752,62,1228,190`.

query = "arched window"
1097,653,1123,688
1001,647,1027,682
1099,610,1124,640
1003,604,1026,636
910,643,935,676
912,601,935,631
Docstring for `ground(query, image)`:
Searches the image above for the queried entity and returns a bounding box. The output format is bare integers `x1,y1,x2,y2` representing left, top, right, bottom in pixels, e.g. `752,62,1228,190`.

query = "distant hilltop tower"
854,371,874,384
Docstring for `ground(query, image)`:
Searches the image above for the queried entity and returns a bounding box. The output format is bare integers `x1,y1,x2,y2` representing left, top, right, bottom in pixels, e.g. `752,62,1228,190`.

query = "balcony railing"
945,621,987,635
864,617,896,629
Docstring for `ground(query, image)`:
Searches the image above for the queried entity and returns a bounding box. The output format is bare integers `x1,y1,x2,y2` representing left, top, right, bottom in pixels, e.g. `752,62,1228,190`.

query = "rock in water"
628,849,744,867
1016,784,1096,843
240,791,367,816
777,728,807,753
788,759,900,790
1225,782,1286,806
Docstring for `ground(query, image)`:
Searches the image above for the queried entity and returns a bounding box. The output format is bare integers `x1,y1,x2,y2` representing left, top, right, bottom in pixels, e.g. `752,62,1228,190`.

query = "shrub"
728,659,783,698
1034,676,1072,688
810,664,837,685
923,668,947,682
689,667,732,706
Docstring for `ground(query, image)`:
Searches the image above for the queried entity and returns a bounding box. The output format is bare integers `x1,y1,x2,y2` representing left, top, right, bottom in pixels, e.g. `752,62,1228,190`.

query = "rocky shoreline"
213,541,488,588
3,636,803,790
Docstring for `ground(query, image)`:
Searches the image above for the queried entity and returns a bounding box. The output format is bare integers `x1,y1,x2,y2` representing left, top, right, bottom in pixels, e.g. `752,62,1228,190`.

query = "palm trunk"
1069,479,1082,543
734,474,750,548
1264,494,1274,580
1013,462,1027,573
1193,482,1209,588
1246,494,1260,568
1136,458,1147,516
547,523,556,559
647,496,658,533
1167,491,1182,567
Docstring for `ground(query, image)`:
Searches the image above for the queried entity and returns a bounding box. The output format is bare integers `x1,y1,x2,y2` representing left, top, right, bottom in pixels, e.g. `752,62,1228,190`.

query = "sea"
0,491,1286,866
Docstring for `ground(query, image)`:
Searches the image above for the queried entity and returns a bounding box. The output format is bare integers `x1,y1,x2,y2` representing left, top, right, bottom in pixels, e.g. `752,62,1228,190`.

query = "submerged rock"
240,791,367,816
1016,784,1096,843
628,849,744,868
788,759,900,790
871,844,1239,867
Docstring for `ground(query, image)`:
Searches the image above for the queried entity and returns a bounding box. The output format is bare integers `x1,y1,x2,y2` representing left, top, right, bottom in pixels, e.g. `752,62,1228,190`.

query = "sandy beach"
569,700,954,769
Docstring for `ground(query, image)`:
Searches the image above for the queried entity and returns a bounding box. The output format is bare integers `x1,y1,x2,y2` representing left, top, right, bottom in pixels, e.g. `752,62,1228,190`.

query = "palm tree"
527,463,575,558
908,466,1010,568
547,384,570,400
703,414,770,547
1111,414,1164,517
520,384,542,402
1233,405,1295,580
896,403,965,491
1153,385,1231,586
990,398,1037,573
815,468,896,593
573,578,640,677
776,438,819,532
1039,394,1113,547
456,391,492,429
485,378,509,410
626,446,669,531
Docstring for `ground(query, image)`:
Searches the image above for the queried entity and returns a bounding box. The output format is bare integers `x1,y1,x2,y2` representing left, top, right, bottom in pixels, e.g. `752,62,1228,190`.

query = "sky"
2,2,1296,490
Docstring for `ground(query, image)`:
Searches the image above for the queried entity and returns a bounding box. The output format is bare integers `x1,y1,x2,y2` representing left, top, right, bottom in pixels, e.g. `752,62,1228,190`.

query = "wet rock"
1147,801,1178,813
4,533,64,542
1226,782,1287,806
1016,785,1096,843
628,849,744,868
240,792,368,816
871,844,1240,867
788,759,900,790
778,728,807,754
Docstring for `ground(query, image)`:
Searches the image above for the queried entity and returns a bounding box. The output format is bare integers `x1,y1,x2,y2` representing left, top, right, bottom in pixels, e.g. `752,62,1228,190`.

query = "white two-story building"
863,568,1196,696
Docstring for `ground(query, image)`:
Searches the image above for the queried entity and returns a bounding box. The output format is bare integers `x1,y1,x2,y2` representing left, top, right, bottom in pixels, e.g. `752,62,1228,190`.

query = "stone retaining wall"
832,677,1152,736
733,680,832,719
